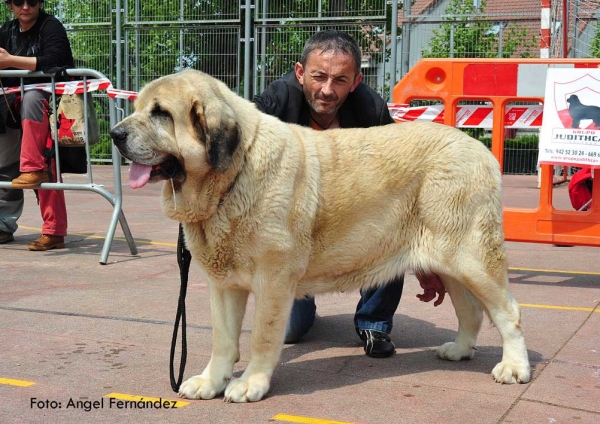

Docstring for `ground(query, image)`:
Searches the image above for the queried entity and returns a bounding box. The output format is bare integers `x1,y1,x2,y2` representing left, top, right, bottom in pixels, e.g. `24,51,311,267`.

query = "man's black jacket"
253,70,393,128
0,11,74,87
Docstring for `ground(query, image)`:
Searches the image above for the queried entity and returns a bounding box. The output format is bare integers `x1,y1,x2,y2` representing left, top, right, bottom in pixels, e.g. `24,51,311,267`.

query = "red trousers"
19,90,67,236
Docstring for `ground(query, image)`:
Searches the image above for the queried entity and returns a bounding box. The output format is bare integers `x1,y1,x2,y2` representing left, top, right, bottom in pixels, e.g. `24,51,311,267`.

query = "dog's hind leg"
179,284,249,400
436,275,483,361
488,290,530,384
459,267,531,384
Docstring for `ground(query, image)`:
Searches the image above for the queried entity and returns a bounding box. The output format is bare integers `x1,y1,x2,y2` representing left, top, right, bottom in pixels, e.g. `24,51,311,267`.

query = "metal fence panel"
46,0,112,24
255,0,387,21
124,26,241,94
124,0,241,24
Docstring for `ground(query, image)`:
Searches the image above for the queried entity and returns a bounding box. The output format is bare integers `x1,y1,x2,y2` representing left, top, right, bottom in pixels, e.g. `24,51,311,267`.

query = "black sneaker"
0,230,14,244
357,329,395,358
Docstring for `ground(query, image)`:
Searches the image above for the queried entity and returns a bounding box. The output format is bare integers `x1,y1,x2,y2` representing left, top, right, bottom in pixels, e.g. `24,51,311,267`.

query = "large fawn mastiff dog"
110,69,530,403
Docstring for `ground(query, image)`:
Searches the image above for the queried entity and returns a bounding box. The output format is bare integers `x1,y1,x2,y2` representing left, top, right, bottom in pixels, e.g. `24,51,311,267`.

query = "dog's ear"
191,99,240,173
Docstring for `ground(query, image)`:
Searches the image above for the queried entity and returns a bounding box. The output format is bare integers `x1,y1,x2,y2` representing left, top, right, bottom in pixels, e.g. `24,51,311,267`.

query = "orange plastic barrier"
393,58,600,247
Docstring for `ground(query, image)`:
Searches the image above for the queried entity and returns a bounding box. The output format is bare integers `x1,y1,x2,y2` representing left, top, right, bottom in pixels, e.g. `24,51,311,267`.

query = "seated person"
0,0,74,250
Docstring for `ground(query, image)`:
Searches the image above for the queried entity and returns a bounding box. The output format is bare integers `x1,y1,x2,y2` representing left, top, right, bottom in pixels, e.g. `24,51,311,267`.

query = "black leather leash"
170,223,191,392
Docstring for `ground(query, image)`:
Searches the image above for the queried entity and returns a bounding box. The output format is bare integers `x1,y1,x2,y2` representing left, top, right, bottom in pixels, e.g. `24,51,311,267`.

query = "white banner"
538,68,600,167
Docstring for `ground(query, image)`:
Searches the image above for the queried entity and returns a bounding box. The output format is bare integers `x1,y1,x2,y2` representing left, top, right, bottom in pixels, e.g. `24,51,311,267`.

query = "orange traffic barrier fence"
393,58,600,247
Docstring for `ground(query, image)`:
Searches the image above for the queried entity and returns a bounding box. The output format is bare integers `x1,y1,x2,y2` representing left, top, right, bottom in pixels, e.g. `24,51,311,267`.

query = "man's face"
295,49,362,117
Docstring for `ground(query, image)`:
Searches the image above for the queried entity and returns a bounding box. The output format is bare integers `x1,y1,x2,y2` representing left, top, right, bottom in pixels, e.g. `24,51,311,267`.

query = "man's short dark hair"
300,30,362,75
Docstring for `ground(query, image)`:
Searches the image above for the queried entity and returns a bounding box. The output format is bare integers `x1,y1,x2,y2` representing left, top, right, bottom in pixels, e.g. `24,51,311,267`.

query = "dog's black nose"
110,126,127,147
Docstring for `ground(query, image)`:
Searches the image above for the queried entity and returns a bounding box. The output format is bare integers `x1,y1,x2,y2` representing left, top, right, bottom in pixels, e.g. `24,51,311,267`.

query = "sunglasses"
9,0,40,7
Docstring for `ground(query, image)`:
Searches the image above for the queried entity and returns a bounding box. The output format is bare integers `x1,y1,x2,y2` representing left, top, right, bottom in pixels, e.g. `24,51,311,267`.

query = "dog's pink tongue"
129,162,152,189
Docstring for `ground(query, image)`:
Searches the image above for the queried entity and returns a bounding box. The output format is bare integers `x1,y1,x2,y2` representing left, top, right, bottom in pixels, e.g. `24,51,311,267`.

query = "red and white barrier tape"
0,81,544,128
0,78,139,100
388,103,544,129
106,88,139,100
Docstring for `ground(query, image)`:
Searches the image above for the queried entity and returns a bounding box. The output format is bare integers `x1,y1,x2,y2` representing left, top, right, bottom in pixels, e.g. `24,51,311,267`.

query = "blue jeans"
0,94,23,235
284,275,405,343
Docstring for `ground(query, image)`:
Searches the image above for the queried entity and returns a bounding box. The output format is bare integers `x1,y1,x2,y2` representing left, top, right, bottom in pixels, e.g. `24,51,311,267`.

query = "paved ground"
1,167,599,424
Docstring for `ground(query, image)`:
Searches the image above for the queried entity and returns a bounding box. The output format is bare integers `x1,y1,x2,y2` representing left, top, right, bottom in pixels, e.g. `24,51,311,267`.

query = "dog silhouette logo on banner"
566,94,600,128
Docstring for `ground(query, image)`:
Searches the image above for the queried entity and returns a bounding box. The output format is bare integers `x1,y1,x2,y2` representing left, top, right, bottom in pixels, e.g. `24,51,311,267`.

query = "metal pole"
450,24,454,58
317,0,322,32
540,0,551,59
572,0,579,57
499,25,503,58
180,0,184,69
401,0,411,77
133,0,140,90
389,0,398,101
563,0,568,57
260,0,267,94
244,0,252,99
57,0,63,20
116,0,123,91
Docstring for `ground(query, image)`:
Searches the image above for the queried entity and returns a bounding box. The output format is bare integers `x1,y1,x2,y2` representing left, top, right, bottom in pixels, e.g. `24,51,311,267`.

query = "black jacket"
0,11,74,87
253,70,393,128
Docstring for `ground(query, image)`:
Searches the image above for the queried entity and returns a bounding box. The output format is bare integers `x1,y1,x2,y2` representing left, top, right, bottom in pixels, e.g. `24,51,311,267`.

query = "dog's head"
567,95,581,106
110,69,243,221
111,69,241,187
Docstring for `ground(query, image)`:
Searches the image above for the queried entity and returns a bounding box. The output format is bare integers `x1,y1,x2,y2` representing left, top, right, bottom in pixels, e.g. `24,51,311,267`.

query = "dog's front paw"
178,375,228,400
492,361,531,384
223,374,270,403
436,341,475,361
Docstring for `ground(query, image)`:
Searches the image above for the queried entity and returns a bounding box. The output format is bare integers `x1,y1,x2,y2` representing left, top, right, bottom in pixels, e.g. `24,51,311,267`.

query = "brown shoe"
28,234,65,251
12,171,50,189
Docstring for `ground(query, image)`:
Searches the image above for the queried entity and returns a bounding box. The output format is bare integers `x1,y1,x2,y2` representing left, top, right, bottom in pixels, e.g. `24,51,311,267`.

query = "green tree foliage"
422,0,536,59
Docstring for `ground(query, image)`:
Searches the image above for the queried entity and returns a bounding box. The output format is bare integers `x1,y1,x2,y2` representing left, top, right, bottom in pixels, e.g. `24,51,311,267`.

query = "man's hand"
415,272,446,306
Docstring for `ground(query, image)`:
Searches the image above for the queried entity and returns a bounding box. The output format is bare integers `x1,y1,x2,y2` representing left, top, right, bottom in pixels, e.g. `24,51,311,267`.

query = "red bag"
568,168,593,211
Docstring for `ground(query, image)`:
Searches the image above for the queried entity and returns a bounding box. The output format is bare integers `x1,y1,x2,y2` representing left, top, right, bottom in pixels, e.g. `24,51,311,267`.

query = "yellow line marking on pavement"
19,225,177,247
272,414,354,424
0,378,36,387
519,303,599,312
510,266,600,276
104,392,189,408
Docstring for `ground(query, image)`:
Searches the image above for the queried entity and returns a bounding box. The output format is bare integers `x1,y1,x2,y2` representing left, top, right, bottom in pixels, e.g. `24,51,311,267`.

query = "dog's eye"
151,105,172,120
